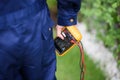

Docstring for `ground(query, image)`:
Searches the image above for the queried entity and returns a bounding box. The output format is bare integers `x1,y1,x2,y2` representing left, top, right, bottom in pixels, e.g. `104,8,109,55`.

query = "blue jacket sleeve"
57,0,81,26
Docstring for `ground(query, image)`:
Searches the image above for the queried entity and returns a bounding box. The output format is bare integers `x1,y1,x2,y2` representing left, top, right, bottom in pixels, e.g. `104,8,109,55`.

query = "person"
0,0,81,80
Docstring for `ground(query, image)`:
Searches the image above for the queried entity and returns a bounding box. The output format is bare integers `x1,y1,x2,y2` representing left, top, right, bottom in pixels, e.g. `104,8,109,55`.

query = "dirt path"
77,23,120,80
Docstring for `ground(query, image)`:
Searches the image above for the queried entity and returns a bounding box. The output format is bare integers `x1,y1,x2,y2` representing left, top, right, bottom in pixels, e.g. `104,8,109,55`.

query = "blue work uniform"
0,0,81,80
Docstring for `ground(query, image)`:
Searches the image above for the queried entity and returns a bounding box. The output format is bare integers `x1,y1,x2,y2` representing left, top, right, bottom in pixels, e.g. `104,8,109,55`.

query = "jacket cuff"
57,14,77,26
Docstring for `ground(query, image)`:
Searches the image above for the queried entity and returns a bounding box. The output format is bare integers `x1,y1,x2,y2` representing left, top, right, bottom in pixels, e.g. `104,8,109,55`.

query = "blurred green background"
56,46,106,80
47,0,120,80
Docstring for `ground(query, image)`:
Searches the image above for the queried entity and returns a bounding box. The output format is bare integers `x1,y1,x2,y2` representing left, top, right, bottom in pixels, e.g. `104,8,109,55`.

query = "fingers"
56,25,64,40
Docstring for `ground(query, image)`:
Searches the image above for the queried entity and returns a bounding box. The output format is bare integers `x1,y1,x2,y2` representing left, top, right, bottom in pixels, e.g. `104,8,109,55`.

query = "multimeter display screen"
54,28,75,55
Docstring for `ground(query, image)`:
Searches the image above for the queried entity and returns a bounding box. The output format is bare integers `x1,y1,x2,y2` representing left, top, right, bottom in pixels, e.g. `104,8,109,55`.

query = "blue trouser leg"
0,8,56,80
0,49,23,80
0,24,26,80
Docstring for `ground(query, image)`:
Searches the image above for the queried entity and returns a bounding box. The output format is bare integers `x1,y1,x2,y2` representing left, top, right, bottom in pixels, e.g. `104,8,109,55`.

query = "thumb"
56,25,64,40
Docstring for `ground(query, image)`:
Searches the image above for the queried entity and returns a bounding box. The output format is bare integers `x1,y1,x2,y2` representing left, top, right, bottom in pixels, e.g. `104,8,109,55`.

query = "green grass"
47,0,57,9
56,46,106,80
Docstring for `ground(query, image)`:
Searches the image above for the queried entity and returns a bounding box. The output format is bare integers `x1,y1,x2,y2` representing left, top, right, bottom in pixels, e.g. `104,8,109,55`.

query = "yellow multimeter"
54,26,82,56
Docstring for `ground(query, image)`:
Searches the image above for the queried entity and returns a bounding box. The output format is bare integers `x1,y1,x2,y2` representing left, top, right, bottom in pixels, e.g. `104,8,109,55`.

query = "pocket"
41,17,54,40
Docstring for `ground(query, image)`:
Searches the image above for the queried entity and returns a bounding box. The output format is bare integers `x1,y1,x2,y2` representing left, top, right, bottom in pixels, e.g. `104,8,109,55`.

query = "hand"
56,25,64,40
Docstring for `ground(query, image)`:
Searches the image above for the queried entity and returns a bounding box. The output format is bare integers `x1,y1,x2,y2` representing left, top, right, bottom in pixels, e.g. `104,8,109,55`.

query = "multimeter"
54,26,82,56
